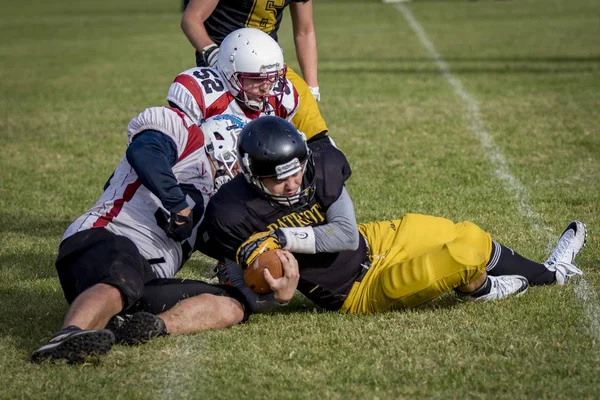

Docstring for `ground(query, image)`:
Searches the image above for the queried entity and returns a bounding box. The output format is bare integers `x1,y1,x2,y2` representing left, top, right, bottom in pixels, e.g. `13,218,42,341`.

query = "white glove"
201,44,220,68
308,86,321,102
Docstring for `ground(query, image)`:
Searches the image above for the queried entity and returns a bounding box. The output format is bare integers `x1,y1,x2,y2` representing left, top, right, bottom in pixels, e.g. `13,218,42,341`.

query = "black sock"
455,276,492,297
470,277,492,297
486,241,555,285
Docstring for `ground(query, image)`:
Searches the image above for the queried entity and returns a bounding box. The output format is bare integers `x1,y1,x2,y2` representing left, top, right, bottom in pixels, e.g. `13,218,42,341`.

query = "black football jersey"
198,139,367,310
206,0,309,45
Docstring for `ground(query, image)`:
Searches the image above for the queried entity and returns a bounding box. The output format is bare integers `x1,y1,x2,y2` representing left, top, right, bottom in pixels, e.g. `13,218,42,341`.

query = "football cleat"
106,312,167,345
30,326,114,364
469,275,529,302
544,221,587,268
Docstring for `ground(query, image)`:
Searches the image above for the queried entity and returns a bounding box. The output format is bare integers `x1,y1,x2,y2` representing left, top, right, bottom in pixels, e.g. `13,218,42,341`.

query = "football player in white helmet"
166,28,298,127
30,110,245,364
201,114,244,190
217,28,287,113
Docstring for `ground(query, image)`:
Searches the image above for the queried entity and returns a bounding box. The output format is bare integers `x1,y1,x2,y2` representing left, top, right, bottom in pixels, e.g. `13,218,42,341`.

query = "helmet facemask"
243,151,316,209
201,115,245,189
229,65,288,112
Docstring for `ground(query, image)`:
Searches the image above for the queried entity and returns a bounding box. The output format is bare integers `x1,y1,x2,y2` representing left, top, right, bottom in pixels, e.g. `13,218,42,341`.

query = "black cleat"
30,326,114,364
106,312,167,345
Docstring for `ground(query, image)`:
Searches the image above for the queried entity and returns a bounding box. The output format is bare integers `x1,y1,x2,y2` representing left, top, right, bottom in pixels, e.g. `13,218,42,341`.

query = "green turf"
1,0,599,398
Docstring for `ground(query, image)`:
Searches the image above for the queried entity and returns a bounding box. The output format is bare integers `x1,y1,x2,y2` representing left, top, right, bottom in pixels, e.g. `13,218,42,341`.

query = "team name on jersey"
266,203,325,231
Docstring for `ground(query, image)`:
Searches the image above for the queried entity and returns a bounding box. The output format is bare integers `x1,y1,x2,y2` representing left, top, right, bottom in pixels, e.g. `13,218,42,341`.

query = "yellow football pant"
286,67,329,140
340,214,492,314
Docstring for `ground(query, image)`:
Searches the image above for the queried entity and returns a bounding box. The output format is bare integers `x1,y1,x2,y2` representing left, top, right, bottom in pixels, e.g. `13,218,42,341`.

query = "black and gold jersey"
198,139,367,311
205,0,309,45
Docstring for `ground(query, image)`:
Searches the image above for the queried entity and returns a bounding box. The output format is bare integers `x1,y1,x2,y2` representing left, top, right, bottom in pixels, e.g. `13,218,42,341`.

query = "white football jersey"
63,106,214,278
166,66,299,124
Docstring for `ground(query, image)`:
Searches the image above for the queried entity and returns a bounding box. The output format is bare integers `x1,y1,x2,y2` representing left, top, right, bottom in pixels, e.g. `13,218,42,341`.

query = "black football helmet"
238,116,315,207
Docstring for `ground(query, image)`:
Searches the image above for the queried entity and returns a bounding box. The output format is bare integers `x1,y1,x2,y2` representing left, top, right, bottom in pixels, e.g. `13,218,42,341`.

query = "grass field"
1,0,599,398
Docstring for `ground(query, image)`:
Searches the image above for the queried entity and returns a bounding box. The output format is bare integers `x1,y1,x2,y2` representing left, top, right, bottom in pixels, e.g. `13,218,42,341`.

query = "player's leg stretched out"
484,220,586,285
106,278,247,345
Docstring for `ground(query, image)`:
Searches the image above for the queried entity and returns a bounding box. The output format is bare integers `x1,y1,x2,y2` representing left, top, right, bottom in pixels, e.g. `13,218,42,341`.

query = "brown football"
243,250,284,294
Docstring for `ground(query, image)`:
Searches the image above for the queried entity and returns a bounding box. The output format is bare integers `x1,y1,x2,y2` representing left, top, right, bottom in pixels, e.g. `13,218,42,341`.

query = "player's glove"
309,86,321,102
214,169,231,191
165,211,193,242
236,229,287,268
201,44,220,68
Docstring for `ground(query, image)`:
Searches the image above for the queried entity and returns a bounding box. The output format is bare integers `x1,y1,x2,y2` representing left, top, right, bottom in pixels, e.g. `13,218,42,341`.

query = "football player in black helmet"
106,116,586,344
237,116,316,208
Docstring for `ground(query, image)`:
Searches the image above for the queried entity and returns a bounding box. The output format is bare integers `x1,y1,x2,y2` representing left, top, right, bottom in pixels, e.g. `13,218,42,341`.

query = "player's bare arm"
290,1,319,90
181,0,220,53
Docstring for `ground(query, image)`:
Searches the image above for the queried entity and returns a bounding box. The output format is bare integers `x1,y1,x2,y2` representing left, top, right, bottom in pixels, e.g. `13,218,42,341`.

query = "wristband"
278,226,316,254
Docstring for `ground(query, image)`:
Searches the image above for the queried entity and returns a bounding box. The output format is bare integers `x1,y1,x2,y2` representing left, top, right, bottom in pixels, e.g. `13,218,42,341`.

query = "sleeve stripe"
166,107,206,162
173,74,206,117
178,124,205,162
206,92,235,117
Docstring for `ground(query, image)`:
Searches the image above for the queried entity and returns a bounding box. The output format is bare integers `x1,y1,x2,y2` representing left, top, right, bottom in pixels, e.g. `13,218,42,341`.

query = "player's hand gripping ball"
236,230,284,267
243,250,283,294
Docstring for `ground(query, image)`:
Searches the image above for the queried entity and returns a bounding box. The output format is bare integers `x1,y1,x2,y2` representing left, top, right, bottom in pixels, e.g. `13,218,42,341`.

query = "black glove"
215,259,282,314
165,211,193,242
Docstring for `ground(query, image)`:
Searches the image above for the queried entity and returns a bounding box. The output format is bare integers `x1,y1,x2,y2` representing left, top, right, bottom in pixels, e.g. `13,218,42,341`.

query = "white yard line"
393,3,600,345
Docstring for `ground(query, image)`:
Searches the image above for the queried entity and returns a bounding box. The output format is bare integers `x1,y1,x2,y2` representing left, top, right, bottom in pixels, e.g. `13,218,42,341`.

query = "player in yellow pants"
104,117,587,345
342,215,491,313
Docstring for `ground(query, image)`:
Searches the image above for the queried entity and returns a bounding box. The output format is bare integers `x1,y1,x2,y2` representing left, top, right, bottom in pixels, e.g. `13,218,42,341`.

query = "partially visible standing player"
179,0,329,141
30,110,245,364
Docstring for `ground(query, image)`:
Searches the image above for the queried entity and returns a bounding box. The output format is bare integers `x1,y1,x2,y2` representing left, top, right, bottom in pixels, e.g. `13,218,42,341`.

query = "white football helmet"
218,28,287,112
201,114,245,184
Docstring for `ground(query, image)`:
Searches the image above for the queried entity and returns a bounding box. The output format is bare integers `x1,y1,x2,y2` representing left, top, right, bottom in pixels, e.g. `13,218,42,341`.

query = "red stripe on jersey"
92,179,142,228
242,106,260,120
277,86,300,119
166,106,191,124
178,124,205,162
267,97,279,117
165,106,205,161
173,74,206,116
206,92,235,118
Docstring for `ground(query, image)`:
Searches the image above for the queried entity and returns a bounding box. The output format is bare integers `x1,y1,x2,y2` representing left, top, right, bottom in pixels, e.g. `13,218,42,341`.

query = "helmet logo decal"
275,158,301,180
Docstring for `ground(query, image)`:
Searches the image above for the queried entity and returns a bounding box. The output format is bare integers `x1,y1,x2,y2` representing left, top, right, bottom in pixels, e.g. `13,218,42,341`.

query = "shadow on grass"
0,211,70,241
0,252,57,280
0,284,67,356
320,55,600,75
323,55,600,64
321,65,599,75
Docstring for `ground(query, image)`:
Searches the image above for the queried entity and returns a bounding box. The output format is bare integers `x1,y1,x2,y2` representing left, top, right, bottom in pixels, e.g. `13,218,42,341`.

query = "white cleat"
544,221,586,284
545,221,587,267
471,275,529,302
